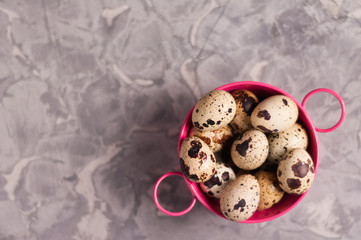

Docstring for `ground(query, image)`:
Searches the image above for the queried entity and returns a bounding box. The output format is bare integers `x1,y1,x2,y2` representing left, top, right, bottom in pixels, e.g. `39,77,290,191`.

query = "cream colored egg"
229,90,259,134
231,129,269,170
255,170,284,211
277,148,315,194
179,136,216,183
267,123,308,164
220,174,260,222
189,125,234,153
192,90,236,131
251,95,298,133
200,162,236,199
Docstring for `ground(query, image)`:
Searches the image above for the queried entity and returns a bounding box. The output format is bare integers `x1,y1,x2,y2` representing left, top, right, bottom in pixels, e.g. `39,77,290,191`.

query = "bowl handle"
153,171,197,216
301,88,346,133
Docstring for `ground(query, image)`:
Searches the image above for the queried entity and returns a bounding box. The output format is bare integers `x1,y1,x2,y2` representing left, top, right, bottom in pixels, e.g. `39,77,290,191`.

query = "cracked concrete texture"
0,0,360,239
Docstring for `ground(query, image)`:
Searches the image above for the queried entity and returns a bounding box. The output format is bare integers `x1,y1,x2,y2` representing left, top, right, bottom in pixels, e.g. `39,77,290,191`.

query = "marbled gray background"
0,0,360,239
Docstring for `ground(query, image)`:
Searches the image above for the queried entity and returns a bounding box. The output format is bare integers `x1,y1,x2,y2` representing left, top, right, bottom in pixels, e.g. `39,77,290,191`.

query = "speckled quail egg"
189,125,234,153
200,162,236,199
220,174,260,222
277,148,315,194
192,90,236,131
267,123,308,164
231,129,269,170
180,136,216,183
251,95,298,133
230,90,259,134
255,170,284,211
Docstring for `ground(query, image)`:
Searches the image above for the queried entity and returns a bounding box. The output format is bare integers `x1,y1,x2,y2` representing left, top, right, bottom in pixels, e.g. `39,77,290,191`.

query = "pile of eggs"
180,90,315,222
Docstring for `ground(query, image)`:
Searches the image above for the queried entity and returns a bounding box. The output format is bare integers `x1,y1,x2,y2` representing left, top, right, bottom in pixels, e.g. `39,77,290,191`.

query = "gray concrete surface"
0,0,360,239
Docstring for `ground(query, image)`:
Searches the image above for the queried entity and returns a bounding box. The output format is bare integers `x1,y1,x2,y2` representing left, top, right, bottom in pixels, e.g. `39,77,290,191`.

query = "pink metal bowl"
154,81,345,223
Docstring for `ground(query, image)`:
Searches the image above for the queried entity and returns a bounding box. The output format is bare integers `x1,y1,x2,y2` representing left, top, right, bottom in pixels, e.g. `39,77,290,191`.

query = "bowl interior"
178,81,319,223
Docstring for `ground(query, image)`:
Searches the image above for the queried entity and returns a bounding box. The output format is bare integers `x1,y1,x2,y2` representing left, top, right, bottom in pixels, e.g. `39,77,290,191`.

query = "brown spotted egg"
180,136,216,183
231,129,269,170
230,90,259,134
220,174,260,222
192,90,236,131
267,123,308,164
200,162,236,199
189,125,233,153
255,170,284,211
251,95,298,133
277,148,315,194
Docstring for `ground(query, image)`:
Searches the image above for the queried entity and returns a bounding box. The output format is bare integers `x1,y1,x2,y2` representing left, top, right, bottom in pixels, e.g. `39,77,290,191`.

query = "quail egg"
192,90,236,131
220,174,260,221
200,162,236,199
255,170,284,211
189,125,233,153
277,148,315,194
231,129,269,170
229,90,259,134
267,123,308,164
180,136,216,183
251,95,298,133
